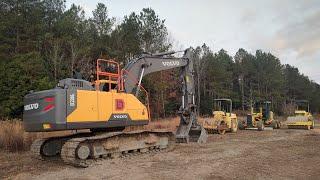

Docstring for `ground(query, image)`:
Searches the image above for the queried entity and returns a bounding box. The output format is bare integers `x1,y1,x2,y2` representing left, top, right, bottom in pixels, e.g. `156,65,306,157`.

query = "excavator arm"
121,48,207,143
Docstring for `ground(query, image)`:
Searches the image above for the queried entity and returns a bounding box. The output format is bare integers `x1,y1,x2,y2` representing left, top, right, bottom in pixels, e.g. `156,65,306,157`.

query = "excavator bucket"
175,115,207,143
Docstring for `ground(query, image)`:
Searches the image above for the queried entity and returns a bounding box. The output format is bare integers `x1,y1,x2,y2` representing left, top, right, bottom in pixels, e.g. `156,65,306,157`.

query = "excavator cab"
95,59,120,92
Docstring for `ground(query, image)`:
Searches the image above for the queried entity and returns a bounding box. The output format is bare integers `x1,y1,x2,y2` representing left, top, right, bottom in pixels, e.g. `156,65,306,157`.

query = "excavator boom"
120,48,207,143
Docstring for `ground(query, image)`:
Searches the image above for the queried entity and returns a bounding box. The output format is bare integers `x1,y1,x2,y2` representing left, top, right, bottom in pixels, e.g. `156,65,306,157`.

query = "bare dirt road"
2,126,320,180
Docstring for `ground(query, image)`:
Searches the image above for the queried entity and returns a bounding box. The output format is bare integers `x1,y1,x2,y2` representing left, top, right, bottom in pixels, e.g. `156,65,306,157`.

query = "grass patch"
0,120,37,152
0,120,71,152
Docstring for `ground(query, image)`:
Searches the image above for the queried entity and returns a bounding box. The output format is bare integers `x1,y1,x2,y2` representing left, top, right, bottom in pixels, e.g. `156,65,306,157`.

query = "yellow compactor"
239,101,281,131
202,99,238,134
286,100,314,130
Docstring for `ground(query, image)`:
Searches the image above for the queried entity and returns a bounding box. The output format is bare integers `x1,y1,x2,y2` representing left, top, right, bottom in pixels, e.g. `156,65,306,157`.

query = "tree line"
0,0,319,119
194,46,320,116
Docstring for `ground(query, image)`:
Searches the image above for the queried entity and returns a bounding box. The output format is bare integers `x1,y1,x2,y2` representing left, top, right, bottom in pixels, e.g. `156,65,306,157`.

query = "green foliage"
138,8,171,52
195,45,320,115
92,3,114,36
110,12,142,60
0,53,54,117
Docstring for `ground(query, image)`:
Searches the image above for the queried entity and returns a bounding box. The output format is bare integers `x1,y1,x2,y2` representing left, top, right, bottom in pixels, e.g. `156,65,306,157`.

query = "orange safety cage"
96,59,120,91
95,59,151,120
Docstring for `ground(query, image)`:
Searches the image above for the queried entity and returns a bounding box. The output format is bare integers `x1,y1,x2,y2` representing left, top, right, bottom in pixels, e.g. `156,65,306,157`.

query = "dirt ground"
2,123,320,180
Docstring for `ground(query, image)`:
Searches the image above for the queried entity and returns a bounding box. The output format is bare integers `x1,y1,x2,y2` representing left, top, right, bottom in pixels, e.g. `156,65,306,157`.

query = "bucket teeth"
175,117,208,143
197,126,208,143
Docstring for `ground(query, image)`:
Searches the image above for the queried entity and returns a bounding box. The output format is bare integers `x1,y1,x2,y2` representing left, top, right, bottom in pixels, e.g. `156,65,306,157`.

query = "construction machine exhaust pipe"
175,114,207,143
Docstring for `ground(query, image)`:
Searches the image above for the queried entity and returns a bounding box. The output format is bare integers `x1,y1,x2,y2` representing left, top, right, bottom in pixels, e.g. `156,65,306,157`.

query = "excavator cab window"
96,59,120,92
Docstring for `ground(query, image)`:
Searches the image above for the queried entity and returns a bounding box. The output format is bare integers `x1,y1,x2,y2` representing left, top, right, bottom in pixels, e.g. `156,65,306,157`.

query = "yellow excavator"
202,99,238,134
286,100,314,130
23,49,207,167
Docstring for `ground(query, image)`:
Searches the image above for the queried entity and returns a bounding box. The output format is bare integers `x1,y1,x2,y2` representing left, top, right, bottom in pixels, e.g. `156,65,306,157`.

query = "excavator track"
32,130,173,167
30,132,93,161
30,138,49,160
61,138,89,167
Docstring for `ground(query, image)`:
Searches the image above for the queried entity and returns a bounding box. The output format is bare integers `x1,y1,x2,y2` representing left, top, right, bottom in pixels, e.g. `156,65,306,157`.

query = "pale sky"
67,0,320,83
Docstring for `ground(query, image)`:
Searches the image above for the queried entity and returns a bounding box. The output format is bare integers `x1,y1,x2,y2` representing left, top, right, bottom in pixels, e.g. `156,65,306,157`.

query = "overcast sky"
67,0,320,83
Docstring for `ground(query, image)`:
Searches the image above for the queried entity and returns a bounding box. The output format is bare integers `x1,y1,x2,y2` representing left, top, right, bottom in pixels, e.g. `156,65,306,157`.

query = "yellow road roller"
286,100,314,130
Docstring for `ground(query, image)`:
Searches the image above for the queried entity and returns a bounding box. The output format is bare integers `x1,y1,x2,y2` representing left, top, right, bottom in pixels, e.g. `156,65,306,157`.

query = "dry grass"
146,117,180,131
0,120,37,152
0,116,209,152
0,120,74,152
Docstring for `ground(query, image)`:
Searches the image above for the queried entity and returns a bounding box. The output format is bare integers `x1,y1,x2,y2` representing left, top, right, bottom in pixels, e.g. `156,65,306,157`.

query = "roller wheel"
42,139,62,157
273,120,281,129
277,122,281,129
218,122,226,135
238,121,245,130
257,121,265,131
231,119,238,133
306,125,311,130
218,128,226,135
311,121,315,129
272,121,278,129
76,144,90,160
